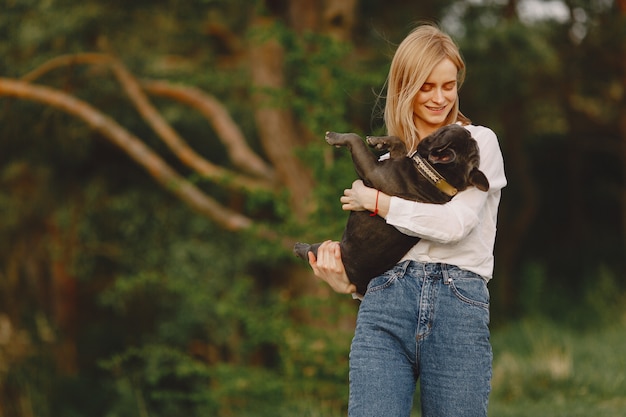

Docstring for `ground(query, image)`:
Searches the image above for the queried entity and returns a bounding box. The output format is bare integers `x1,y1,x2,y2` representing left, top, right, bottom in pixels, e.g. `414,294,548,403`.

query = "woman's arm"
385,186,490,243
342,178,493,242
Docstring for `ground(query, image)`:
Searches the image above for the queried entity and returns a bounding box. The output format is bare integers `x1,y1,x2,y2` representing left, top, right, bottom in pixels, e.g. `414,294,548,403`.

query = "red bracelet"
370,190,380,217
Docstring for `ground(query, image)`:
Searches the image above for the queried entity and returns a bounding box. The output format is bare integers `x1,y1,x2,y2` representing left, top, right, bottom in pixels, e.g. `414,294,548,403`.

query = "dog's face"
417,125,489,192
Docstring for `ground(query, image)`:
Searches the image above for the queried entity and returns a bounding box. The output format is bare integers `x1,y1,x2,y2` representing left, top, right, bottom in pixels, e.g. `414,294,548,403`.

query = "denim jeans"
348,261,492,417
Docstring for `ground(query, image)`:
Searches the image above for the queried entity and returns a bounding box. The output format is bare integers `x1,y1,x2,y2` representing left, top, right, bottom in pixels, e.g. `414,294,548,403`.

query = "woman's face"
412,58,458,136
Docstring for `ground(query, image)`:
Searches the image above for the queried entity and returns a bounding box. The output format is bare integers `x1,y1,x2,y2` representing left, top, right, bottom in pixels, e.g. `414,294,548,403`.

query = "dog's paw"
366,136,388,151
326,131,348,147
293,242,312,260
325,132,361,147
325,131,340,146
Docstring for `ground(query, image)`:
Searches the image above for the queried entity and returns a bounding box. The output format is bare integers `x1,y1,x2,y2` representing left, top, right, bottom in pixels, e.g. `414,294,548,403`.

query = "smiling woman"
308,23,507,417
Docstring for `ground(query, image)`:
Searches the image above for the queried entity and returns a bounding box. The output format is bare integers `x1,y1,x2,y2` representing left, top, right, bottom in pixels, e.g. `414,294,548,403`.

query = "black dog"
294,124,489,295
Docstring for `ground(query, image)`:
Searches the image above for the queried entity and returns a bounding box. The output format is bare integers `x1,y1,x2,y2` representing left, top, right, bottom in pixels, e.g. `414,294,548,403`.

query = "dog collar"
410,152,458,197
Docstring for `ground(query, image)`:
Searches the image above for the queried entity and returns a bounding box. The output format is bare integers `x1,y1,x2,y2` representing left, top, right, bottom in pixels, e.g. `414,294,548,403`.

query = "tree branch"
20,53,113,82
21,52,275,192
143,80,276,182
0,78,254,232
108,57,274,193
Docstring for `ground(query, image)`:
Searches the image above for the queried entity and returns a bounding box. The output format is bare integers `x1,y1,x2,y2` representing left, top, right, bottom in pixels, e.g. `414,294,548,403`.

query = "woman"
308,24,507,417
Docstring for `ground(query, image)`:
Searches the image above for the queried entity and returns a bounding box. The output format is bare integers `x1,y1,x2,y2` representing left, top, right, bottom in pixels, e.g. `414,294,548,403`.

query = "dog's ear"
469,168,490,191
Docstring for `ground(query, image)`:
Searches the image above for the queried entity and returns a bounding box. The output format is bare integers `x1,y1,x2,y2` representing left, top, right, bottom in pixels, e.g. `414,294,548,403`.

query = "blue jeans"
348,261,492,417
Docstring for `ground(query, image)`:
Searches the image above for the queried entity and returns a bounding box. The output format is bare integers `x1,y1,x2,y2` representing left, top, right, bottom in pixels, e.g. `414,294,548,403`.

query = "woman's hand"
308,240,356,294
340,179,370,211
341,179,390,217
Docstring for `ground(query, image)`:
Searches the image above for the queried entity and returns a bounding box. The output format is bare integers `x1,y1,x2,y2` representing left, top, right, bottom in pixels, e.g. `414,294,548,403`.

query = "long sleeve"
387,186,489,243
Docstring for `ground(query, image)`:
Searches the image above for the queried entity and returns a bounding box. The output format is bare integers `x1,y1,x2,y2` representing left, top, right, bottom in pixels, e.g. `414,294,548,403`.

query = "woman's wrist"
369,190,380,216
372,192,391,218
365,187,379,213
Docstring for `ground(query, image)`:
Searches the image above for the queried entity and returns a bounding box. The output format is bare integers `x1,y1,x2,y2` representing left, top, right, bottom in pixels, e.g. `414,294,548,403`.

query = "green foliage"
581,264,623,326
460,18,562,133
489,318,626,417
515,258,624,330
0,168,354,416
280,28,362,135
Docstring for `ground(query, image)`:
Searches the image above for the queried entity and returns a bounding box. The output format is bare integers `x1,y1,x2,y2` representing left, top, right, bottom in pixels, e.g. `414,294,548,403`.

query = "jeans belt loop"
442,263,453,285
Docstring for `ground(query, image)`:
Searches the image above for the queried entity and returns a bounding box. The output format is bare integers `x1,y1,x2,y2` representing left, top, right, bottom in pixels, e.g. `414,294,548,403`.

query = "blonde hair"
384,24,470,153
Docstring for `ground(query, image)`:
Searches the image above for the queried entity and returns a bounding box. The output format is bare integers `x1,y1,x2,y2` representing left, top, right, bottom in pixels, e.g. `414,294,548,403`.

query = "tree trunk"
248,17,315,220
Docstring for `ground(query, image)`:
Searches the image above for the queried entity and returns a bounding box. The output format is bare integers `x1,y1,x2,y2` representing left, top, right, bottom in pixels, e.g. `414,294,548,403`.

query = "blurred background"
1,0,624,416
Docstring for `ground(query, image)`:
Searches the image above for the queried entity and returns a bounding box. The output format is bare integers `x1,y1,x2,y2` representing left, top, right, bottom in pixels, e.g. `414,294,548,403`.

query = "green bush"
489,317,626,417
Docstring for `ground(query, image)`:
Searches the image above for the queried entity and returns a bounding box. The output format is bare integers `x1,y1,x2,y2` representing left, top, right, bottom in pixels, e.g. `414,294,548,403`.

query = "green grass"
488,317,626,417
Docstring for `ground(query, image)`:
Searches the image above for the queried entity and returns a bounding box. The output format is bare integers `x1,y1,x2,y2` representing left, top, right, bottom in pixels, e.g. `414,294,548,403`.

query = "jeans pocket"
448,276,490,310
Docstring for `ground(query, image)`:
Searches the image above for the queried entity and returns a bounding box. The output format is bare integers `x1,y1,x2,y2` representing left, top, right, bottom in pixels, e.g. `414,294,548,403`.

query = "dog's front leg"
326,132,381,183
